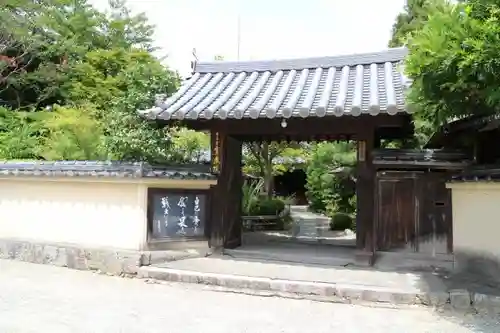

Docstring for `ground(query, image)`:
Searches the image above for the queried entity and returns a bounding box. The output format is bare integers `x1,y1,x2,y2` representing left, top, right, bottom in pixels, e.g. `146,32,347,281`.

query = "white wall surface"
447,182,500,261
0,179,146,251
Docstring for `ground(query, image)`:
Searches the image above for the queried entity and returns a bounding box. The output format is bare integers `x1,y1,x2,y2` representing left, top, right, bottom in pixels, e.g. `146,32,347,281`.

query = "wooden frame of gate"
139,48,416,264
155,114,413,263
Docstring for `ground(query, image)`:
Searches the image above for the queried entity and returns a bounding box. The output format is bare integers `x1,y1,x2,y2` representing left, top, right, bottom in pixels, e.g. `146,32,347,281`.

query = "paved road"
0,260,498,333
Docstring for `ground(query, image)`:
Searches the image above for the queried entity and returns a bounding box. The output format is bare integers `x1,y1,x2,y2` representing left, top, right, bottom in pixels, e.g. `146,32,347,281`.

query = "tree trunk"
262,142,274,198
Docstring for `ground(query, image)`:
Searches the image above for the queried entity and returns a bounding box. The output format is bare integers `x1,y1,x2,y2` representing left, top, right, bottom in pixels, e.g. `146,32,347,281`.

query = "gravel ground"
0,260,498,333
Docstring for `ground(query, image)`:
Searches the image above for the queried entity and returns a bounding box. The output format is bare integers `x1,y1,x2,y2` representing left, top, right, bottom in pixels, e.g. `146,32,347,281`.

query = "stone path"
244,205,355,246
1,259,499,333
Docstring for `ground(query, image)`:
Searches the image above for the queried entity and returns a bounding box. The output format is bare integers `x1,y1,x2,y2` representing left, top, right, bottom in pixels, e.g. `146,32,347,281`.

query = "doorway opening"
274,169,307,205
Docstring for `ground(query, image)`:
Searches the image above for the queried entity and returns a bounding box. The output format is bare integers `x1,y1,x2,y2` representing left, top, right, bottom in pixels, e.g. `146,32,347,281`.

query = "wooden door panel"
418,174,453,255
376,177,417,251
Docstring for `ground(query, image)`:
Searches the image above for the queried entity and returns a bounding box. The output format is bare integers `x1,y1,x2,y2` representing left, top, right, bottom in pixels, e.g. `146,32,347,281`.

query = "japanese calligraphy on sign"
150,192,206,239
211,132,224,172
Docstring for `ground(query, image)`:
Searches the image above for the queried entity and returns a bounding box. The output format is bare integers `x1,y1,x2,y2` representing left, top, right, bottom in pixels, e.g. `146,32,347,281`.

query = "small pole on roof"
236,13,241,60
191,48,198,73
236,0,242,60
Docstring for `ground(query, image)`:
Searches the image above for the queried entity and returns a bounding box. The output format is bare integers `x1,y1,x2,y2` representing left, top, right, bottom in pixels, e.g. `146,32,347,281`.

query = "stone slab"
138,257,500,312
138,265,441,306
154,257,438,292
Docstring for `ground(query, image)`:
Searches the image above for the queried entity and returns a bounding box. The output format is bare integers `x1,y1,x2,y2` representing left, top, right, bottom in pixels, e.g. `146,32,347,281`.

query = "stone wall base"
0,238,202,276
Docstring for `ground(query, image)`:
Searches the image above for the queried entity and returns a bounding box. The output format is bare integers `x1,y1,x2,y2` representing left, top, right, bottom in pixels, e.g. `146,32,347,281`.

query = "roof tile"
0,161,215,180
140,48,410,121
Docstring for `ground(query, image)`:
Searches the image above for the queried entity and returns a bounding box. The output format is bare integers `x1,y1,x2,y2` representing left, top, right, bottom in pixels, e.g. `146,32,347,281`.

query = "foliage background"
3,0,491,227
305,142,357,218
0,0,188,162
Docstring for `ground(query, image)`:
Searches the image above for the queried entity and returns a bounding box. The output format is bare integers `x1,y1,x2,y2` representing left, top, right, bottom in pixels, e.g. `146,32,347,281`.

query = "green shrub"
329,212,354,231
250,196,285,216
242,179,287,216
242,179,264,216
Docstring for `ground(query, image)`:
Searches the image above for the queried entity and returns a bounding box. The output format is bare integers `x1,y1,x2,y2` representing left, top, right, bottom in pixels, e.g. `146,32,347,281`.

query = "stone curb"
137,266,500,313
137,266,436,306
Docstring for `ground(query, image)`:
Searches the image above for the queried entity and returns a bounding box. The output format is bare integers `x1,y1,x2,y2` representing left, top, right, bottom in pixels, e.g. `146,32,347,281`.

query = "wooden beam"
157,114,413,140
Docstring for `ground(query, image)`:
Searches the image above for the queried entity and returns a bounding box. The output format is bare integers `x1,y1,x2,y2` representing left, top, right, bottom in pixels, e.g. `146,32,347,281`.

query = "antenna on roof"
236,14,241,60
191,48,198,73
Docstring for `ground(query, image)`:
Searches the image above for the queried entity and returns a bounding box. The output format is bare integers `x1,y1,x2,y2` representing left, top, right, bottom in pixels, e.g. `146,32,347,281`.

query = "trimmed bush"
329,212,354,231
242,179,287,219
250,196,285,216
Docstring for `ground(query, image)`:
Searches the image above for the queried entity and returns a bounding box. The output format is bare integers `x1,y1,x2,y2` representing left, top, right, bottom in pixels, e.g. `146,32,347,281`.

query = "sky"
88,0,405,77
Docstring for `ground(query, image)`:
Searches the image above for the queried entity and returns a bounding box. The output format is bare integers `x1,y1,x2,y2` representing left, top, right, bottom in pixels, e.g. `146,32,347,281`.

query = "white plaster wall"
447,182,500,261
0,179,146,250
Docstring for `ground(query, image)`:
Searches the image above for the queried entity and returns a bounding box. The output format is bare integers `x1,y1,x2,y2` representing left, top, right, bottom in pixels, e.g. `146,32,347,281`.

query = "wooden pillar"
355,131,376,265
209,133,243,251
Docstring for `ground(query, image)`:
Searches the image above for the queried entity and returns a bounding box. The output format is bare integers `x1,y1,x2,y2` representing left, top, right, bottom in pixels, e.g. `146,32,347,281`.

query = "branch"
0,50,34,83
245,142,266,177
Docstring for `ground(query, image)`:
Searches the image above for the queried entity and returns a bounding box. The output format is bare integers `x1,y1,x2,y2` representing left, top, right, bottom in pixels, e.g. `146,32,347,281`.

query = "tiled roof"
426,114,500,148
0,161,216,180
140,48,410,121
372,149,469,162
451,166,500,182
372,149,470,169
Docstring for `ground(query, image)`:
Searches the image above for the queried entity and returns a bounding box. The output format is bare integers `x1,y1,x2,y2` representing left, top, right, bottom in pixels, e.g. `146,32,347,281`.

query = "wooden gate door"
418,173,453,254
376,172,419,251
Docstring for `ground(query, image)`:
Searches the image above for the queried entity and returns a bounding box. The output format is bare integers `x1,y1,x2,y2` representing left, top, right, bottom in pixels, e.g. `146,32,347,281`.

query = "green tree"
105,0,156,51
36,105,107,160
405,0,500,130
389,0,447,48
388,0,450,146
0,0,110,109
170,127,210,163
305,142,356,216
0,0,182,163
99,50,180,162
0,107,41,159
64,47,180,162
243,142,307,197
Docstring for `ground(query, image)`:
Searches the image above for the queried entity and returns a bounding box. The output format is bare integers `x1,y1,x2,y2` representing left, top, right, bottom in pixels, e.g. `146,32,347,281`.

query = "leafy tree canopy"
388,0,451,146
389,0,448,48
0,0,209,163
405,0,500,129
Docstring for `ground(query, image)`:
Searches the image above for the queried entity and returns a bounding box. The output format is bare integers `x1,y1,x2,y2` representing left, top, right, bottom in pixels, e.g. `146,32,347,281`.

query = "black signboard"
149,190,207,239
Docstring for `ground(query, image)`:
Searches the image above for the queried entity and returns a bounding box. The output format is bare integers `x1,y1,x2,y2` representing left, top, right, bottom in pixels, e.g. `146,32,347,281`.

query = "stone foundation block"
0,238,143,276
449,289,472,309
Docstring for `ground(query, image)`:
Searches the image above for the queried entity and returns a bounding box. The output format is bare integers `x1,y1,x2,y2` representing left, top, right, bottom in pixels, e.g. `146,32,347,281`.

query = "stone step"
137,265,451,307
